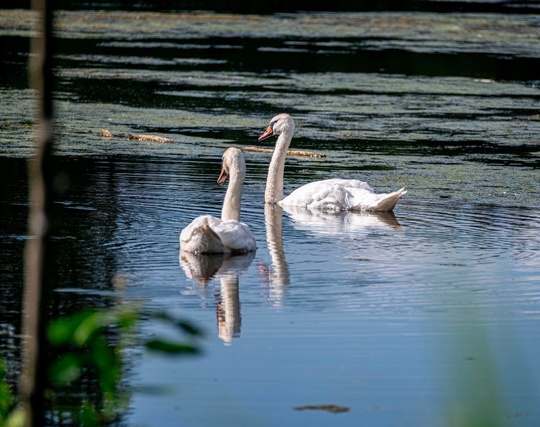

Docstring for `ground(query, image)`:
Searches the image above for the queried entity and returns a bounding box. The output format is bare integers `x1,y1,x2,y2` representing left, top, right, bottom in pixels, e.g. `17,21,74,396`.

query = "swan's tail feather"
368,188,407,212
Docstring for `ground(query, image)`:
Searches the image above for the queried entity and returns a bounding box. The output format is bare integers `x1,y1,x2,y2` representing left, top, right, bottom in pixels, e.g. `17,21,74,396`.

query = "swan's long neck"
265,131,293,204
222,162,244,222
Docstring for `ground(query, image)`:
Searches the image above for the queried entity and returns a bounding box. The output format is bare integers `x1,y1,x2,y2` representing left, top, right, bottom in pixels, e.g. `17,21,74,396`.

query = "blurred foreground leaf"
48,310,100,347
3,405,25,427
145,339,199,355
0,359,13,423
49,353,84,386
79,403,100,427
43,303,203,425
150,312,204,337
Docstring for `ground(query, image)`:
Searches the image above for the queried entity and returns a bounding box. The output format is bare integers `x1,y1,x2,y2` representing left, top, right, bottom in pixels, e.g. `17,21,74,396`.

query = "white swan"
180,147,257,254
258,113,407,212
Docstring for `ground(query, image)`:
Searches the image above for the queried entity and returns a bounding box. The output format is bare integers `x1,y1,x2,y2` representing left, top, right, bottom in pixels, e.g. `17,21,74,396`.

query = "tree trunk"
20,0,55,425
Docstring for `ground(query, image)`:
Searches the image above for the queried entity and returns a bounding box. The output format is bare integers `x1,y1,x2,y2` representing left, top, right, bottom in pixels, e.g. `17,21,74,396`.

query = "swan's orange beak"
258,125,274,141
217,167,229,184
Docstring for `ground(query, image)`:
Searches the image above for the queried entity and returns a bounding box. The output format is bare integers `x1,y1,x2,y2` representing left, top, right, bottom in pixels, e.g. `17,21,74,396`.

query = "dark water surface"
1,5,540,426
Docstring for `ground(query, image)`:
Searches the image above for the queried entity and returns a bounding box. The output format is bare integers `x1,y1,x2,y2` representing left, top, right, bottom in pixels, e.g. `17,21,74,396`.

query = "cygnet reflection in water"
180,250,255,345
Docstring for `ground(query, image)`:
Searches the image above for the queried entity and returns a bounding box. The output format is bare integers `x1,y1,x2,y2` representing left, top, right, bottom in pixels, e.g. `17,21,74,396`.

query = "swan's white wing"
280,180,346,211
280,178,372,211
180,216,257,254
281,178,405,212
180,215,205,243
325,178,375,192
180,215,228,254
211,220,257,253
347,187,407,212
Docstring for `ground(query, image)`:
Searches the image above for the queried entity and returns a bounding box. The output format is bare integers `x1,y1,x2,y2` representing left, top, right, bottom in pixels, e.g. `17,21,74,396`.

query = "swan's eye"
269,120,277,129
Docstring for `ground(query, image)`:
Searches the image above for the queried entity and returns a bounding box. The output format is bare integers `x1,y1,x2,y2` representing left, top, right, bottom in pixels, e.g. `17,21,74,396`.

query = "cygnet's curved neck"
265,130,293,203
222,162,245,222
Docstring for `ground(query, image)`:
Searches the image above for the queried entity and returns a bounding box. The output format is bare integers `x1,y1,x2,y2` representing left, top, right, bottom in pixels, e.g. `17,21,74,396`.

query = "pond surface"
1,4,540,426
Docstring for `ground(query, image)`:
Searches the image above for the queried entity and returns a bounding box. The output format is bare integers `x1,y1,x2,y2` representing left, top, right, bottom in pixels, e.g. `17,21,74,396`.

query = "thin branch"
20,0,55,425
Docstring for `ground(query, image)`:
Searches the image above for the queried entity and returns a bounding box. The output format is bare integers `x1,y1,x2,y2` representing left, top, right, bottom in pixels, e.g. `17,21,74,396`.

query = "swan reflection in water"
257,205,401,305
282,206,403,236
256,204,290,306
180,250,255,345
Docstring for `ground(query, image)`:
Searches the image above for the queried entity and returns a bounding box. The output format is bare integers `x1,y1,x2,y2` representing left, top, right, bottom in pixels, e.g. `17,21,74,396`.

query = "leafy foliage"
0,359,13,423
0,304,204,425
44,304,203,425
0,359,24,427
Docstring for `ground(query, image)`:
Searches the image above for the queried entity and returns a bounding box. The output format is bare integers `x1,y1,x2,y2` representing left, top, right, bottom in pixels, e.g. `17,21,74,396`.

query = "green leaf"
73,311,109,347
90,336,119,396
79,402,100,427
3,405,25,427
48,310,99,346
0,359,6,378
144,339,199,355
150,312,204,336
0,359,11,421
49,353,84,386
0,382,13,417
175,320,204,337
115,306,140,331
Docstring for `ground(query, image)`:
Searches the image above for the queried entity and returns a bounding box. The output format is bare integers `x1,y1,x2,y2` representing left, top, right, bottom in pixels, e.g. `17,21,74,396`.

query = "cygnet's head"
258,113,295,141
217,147,245,184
